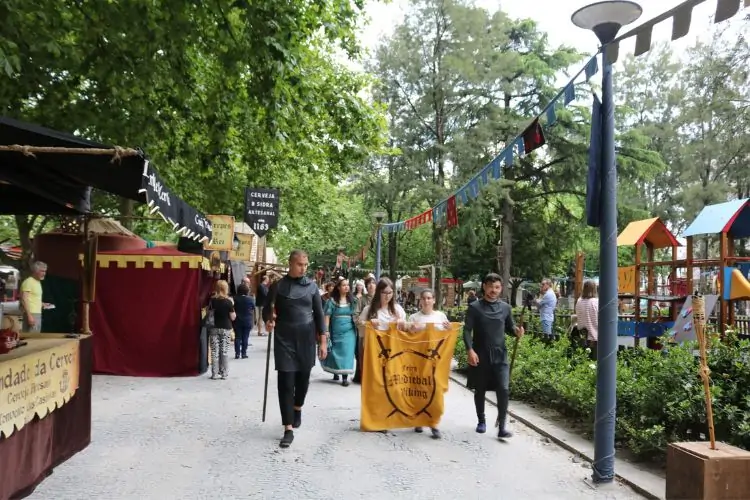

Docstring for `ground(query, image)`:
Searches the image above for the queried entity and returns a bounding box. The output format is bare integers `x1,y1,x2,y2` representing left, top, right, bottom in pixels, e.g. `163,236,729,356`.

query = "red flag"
446,195,458,228
426,210,433,222
523,119,546,154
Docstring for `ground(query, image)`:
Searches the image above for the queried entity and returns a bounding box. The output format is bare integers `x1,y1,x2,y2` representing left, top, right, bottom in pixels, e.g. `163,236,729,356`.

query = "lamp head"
571,1,642,44
372,211,386,224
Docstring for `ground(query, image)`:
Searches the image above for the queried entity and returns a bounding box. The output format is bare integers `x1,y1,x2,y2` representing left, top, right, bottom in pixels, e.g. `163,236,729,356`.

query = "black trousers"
278,369,312,426
473,362,510,429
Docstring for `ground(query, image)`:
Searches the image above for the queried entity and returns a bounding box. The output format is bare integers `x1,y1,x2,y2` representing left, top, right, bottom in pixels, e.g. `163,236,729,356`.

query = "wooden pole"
646,244,655,322
693,293,716,449
81,216,92,335
686,237,694,294
719,233,728,334
634,243,642,347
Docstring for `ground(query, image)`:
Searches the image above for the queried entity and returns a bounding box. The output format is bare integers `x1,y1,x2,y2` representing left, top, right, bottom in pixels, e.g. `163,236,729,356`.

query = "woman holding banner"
358,278,406,332
322,277,358,386
408,288,451,439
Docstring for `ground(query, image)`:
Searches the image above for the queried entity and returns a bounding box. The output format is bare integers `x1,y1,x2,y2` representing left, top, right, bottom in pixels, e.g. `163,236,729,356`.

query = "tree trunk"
120,197,134,230
498,197,514,301
434,226,444,309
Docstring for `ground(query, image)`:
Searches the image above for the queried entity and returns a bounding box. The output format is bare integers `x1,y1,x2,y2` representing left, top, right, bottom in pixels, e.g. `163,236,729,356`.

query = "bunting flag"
522,119,546,154
376,53,601,234
586,94,603,228
446,195,458,228
606,0,749,64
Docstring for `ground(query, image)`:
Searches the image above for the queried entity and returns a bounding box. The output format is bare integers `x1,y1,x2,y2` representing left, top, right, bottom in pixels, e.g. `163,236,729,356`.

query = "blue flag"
586,94,602,228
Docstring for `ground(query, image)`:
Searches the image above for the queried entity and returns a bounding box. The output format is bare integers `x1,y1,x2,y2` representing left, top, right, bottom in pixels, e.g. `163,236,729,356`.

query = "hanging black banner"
139,160,213,242
244,187,279,238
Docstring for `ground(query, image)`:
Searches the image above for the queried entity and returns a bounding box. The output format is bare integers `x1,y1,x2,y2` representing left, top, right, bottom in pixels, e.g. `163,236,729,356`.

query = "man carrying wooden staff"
463,273,524,439
263,250,327,449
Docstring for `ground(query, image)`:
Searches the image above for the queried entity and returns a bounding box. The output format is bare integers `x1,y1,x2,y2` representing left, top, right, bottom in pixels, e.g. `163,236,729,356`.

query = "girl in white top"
358,277,406,331
575,280,599,354
407,288,450,439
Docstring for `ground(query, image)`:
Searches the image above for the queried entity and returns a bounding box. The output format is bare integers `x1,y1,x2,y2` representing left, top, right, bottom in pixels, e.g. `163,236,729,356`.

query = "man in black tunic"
463,273,524,438
264,250,327,448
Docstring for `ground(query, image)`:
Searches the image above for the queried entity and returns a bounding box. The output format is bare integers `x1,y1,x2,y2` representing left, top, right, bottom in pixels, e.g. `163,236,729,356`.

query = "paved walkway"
31,337,644,499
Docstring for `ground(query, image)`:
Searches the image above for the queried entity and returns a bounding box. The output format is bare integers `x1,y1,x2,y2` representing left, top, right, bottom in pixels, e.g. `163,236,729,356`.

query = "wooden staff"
693,293,716,449
261,327,273,422
497,302,528,428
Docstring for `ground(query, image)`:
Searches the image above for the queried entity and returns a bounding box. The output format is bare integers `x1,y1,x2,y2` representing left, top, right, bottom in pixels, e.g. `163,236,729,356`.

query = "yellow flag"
361,323,460,431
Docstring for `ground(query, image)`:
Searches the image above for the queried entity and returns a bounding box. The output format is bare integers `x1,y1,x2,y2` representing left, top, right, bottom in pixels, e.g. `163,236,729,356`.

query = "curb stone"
449,371,665,500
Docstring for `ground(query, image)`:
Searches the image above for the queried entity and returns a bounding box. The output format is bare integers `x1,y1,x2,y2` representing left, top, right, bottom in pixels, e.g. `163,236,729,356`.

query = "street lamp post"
572,0,642,485
372,211,386,281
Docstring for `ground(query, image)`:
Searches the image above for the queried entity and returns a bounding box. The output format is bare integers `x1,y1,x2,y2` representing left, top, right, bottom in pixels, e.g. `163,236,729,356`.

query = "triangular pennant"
504,146,514,167
564,83,575,105
514,136,525,157
469,179,479,199
671,3,693,40
715,0,740,23
584,56,599,81
446,195,458,228
480,164,490,185
546,105,557,126
458,189,469,205
604,42,619,65
491,157,502,179
522,119,546,154
634,25,653,56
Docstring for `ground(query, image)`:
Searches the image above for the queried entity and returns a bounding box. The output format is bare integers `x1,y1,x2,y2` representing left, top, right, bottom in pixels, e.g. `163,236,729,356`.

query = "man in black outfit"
263,250,327,448
463,273,524,439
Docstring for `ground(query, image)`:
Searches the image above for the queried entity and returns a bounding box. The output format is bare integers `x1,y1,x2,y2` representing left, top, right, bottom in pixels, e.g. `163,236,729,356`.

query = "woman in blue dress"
322,277,357,387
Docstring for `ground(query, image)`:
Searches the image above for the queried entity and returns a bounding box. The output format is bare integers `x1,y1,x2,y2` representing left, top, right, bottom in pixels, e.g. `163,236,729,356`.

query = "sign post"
244,187,280,238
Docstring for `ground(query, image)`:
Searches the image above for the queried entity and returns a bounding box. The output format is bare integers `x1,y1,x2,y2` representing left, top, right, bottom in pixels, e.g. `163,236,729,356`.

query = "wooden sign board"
230,233,253,261
204,215,234,251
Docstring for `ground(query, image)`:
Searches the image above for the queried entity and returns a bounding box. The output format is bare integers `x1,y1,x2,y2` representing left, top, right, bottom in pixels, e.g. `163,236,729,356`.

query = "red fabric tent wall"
91,247,202,377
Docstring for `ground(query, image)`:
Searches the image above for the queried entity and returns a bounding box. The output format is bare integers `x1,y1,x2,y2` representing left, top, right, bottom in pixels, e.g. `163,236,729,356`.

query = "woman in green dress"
322,277,358,386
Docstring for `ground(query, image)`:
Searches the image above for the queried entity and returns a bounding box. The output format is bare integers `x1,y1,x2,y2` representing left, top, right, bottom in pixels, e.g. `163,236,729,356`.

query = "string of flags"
382,53,601,234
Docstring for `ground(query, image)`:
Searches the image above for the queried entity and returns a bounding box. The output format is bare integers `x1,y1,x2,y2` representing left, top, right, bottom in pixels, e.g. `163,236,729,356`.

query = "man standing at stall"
20,261,48,333
264,250,327,448
463,273,524,439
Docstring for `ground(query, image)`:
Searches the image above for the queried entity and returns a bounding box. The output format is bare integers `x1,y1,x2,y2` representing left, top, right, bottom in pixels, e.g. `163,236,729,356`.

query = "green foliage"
0,0,387,263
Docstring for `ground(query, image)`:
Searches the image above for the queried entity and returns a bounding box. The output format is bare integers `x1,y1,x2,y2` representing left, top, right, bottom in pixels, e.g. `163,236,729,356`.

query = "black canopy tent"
0,116,212,241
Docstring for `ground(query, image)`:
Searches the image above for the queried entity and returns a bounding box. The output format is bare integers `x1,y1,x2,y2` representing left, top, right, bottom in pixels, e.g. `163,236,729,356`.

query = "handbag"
204,299,215,328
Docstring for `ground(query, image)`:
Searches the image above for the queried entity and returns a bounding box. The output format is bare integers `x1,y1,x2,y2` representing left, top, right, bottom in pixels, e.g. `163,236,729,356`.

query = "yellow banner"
0,338,80,438
204,215,235,251
230,233,253,261
618,265,637,295
361,323,460,431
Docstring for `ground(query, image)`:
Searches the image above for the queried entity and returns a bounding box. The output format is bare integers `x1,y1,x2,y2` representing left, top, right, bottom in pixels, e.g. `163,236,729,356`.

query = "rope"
0,144,140,163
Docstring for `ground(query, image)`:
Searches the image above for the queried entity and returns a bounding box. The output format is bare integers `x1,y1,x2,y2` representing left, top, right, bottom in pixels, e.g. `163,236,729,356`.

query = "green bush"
452,325,750,460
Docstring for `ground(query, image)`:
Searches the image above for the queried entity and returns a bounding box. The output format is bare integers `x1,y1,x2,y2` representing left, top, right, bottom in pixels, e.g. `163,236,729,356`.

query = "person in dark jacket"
263,250,327,449
233,283,255,359
256,274,269,336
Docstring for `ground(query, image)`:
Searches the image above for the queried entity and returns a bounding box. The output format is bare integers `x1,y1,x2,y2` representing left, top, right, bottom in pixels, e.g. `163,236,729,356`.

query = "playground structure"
616,217,684,346
682,198,750,330
613,201,750,345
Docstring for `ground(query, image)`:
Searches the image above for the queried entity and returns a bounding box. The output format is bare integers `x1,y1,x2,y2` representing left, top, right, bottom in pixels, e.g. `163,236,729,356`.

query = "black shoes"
293,409,302,429
280,430,294,448
497,428,513,439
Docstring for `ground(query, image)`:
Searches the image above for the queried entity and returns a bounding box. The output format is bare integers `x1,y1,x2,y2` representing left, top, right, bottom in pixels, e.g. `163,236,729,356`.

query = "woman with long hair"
359,277,406,330
209,280,236,379
408,288,451,439
575,280,599,360
322,277,358,386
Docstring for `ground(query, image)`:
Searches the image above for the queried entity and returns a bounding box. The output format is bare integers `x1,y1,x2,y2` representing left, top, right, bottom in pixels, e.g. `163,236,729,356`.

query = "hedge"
451,309,750,459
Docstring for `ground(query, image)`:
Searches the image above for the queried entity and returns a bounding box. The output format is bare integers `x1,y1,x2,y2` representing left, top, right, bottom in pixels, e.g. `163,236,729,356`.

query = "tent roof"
617,217,680,249
682,199,750,238
0,116,144,214
0,116,212,242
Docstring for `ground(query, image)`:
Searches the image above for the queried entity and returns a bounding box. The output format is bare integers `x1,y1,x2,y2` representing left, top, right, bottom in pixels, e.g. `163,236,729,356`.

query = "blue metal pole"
375,225,382,282
592,56,618,483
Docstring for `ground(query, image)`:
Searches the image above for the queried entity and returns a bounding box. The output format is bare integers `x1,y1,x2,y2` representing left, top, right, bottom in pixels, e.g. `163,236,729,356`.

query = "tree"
0,1,386,267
